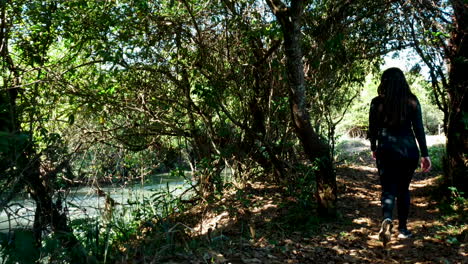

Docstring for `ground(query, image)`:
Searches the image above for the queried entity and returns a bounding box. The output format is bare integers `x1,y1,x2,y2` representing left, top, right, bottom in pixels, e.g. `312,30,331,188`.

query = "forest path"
162,137,466,264
329,152,467,264
228,154,467,264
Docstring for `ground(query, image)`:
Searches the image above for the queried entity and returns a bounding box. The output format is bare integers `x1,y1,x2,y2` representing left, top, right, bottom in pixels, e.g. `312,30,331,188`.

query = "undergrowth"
434,186,468,246
0,180,191,264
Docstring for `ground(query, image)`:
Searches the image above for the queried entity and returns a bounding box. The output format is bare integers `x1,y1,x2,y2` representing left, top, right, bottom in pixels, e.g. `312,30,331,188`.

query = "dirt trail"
331,155,467,264
175,156,466,264
161,138,466,264
229,158,465,264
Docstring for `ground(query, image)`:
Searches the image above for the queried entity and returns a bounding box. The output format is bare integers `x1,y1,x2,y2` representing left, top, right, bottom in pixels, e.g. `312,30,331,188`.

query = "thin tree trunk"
446,0,468,195
22,155,93,263
1,5,90,260
266,0,337,216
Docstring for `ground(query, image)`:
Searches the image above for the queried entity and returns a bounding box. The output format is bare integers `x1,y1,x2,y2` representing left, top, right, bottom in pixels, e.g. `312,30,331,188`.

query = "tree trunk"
446,0,468,195
1,5,89,259
266,0,337,216
22,155,92,263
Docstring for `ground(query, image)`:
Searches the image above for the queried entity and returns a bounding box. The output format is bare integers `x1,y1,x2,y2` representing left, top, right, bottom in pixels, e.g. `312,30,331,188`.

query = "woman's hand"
421,156,432,173
372,151,377,160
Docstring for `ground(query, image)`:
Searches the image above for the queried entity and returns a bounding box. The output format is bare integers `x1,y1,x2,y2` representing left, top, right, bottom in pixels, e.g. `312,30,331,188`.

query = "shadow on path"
146,144,466,263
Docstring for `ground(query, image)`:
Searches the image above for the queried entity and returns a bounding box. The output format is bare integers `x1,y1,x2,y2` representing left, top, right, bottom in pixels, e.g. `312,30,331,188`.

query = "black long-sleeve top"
368,96,429,158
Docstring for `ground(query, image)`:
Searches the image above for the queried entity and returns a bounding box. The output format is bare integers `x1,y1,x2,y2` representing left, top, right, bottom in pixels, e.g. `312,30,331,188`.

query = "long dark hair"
377,68,416,127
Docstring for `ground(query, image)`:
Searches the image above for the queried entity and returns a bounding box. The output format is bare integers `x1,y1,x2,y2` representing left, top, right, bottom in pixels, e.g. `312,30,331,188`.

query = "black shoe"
397,228,412,238
379,218,393,246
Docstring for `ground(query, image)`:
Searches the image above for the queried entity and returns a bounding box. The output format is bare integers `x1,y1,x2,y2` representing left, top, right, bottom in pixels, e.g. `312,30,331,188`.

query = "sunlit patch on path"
333,136,466,264
157,136,465,263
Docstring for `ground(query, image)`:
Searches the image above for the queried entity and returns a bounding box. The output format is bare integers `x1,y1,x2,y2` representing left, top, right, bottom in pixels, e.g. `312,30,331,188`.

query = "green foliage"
277,192,322,233
69,218,108,261
334,137,369,165
427,144,446,172
0,229,39,264
337,71,444,138
287,164,317,208
37,232,91,264
0,0,457,261
301,0,389,144
150,182,188,217
336,74,378,138
275,163,321,232
62,182,191,262
433,186,468,247
0,131,29,156
406,72,444,134
70,142,189,185
447,187,467,212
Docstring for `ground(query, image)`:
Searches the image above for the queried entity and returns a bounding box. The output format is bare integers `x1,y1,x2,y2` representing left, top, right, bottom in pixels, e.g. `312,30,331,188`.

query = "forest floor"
145,136,467,264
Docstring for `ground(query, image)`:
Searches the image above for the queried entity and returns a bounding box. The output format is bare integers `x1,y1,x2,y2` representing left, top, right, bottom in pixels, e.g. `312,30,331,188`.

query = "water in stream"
0,173,187,233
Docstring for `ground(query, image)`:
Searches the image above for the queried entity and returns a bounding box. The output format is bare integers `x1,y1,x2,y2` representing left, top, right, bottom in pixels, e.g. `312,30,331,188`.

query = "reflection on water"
0,173,188,233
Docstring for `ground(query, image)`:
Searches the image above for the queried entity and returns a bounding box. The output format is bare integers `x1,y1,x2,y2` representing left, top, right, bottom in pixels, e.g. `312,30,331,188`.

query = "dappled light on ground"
134,137,466,263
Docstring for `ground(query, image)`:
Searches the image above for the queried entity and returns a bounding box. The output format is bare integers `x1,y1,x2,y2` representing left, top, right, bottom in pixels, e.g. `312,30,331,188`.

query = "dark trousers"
377,156,418,229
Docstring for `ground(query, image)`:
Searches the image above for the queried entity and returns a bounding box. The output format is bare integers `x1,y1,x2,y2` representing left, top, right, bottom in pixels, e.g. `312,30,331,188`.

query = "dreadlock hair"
377,68,417,127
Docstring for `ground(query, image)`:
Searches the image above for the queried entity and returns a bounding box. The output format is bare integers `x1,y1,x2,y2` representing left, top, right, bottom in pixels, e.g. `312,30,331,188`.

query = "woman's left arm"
413,99,430,172
368,98,379,156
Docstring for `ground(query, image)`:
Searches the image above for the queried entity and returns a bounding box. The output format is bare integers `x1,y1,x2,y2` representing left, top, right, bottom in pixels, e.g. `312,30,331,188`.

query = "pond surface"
0,173,188,233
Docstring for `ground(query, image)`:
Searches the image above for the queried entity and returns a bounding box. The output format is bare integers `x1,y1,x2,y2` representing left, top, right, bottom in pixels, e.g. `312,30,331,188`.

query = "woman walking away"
368,67,432,246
